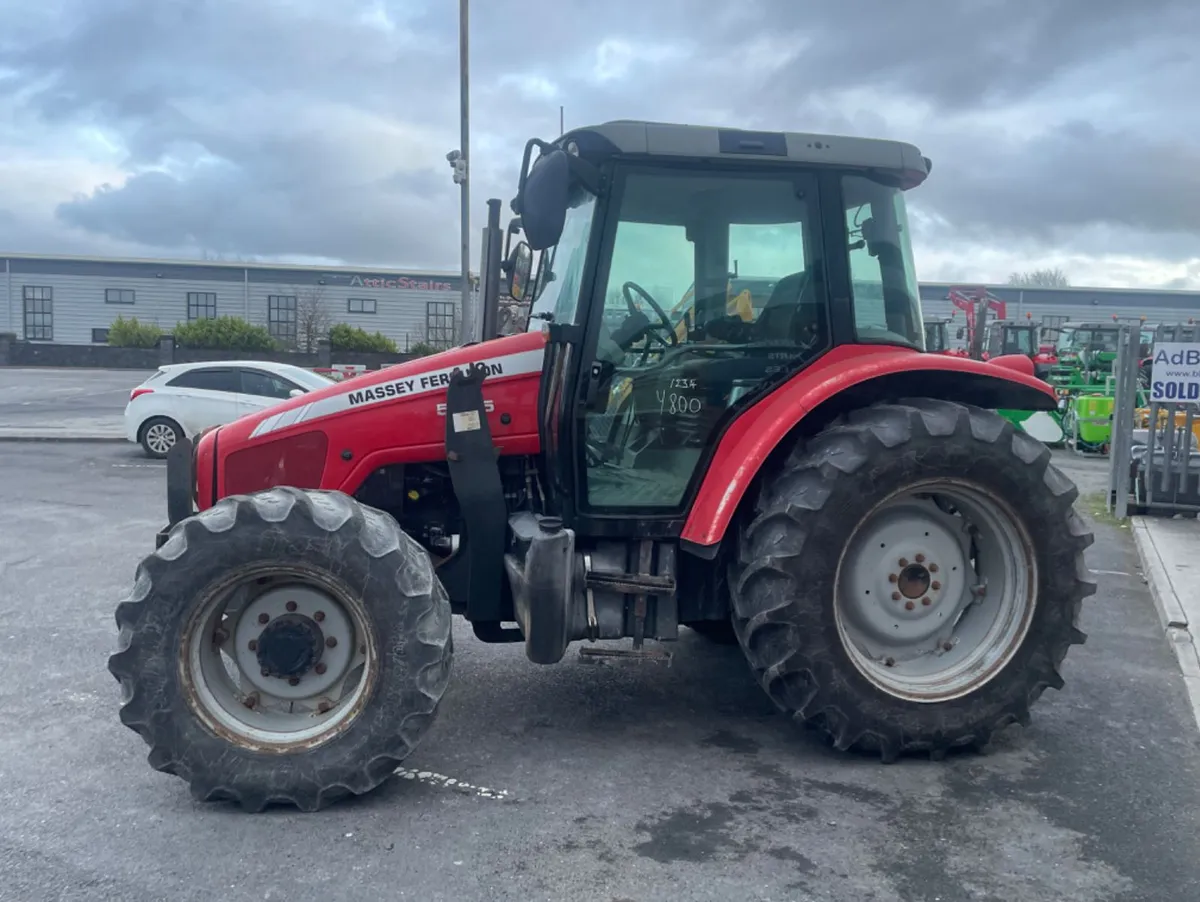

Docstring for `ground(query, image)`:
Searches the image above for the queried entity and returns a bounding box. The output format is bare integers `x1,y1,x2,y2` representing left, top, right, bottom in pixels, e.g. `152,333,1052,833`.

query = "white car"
125,360,335,458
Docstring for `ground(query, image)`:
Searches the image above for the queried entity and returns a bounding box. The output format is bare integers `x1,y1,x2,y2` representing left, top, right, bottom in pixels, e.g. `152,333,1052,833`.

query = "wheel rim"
145,423,177,455
834,479,1037,703
182,564,375,751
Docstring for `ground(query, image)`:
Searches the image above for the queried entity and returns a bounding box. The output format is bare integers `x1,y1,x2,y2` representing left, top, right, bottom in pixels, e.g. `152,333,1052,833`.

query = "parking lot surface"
1,443,1198,902
0,367,151,436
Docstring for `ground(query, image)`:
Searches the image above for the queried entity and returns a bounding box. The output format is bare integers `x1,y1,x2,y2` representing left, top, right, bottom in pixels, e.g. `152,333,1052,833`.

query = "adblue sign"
1149,342,1200,403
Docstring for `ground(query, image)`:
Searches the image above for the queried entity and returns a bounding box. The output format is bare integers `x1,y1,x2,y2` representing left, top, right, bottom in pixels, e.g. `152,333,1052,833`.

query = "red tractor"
109,120,1094,812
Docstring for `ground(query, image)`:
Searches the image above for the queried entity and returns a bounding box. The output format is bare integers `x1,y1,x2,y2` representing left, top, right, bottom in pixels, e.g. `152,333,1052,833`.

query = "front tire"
108,487,453,811
731,399,1094,760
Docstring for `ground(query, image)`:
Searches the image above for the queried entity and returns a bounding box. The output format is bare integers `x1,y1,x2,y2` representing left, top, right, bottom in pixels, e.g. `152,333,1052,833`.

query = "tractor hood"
245,330,545,441
203,330,548,503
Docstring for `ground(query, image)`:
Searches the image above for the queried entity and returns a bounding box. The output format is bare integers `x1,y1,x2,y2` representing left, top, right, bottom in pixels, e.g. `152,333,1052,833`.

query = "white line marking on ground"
1094,569,1130,576
393,767,514,800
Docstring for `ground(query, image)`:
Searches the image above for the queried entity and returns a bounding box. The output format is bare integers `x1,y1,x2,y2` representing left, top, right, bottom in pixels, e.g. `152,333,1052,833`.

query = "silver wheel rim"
183,565,374,750
145,423,177,455
834,479,1037,703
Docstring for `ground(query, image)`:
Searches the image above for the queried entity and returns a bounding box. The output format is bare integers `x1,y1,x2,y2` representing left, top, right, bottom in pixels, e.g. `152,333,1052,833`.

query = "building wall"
1,255,469,348
919,282,1200,331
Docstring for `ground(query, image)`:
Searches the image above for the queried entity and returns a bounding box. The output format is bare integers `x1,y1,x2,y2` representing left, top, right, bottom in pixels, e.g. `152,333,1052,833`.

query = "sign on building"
1149,342,1200,403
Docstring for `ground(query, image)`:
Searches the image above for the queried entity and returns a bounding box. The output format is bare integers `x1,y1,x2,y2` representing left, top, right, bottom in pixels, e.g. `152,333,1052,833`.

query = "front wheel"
108,487,453,811
731,399,1095,760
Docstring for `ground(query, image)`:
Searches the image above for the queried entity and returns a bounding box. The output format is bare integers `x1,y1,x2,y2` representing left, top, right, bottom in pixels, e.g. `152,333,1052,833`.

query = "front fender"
680,345,1056,552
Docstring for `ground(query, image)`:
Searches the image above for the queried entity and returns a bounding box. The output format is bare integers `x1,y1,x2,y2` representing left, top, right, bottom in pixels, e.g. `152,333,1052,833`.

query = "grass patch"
1080,490,1125,528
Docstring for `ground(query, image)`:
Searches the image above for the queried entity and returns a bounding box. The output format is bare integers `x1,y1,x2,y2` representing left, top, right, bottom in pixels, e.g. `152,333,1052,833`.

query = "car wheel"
140,417,184,459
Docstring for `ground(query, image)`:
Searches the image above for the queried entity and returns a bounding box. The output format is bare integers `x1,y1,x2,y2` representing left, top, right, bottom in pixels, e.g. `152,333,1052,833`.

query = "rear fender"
680,345,1056,554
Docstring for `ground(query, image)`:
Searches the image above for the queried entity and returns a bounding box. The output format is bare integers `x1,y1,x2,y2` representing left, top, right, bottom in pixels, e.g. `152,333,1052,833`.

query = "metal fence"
1109,323,1200,518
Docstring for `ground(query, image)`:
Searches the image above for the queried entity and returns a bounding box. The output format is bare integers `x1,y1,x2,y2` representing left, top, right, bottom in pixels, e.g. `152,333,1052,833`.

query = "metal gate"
1109,323,1200,518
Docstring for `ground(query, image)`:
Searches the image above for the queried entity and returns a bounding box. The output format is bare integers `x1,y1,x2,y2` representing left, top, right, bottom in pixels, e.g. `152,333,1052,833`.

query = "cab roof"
560,119,931,188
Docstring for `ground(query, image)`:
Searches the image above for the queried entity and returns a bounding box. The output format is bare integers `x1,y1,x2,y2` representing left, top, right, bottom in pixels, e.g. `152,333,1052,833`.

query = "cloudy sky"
0,0,1197,289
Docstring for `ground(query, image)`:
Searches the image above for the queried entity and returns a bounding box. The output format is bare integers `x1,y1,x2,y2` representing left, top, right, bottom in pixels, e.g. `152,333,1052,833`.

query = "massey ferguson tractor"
108,120,1095,812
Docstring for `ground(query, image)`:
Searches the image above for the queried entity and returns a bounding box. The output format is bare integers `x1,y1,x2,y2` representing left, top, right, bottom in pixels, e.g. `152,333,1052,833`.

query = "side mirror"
505,241,533,303
956,327,965,340
519,150,569,250
289,388,305,398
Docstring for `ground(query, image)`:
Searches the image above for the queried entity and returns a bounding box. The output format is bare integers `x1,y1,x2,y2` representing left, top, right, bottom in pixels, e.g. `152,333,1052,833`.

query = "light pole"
450,0,471,345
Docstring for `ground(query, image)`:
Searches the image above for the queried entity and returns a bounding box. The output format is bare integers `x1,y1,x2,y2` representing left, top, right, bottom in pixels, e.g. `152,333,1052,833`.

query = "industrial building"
0,254,468,349
919,281,1200,333
1,252,1198,348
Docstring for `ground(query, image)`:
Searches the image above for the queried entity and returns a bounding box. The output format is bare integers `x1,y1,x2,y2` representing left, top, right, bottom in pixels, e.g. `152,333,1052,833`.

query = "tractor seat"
754,268,827,345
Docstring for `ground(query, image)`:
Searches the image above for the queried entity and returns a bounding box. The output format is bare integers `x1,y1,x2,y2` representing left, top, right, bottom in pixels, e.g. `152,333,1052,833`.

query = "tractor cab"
513,122,928,523
985,319,1037,359
985,318,1055,378
923,317,951,353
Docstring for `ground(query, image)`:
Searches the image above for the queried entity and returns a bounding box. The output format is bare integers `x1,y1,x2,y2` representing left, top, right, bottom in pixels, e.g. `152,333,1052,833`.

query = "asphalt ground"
0,443,1197,902
0,367,150,439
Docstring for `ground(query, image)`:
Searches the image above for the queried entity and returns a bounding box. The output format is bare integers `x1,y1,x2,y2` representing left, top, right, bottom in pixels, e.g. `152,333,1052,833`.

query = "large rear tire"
731,399,1094,760
108,487,453,812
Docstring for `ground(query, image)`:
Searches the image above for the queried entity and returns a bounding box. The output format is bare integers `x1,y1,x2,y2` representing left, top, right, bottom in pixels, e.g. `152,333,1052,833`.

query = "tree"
295,285,332,353
1007,268,1070,288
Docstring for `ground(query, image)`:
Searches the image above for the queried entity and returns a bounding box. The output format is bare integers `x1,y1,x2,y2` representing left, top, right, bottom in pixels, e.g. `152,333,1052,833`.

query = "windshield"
526,191,598,328
1005,327,1035,356
1056,328,1078,353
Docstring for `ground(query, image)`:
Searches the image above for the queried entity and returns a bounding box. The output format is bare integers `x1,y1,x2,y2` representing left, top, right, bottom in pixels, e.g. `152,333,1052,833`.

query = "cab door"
568,166,831,531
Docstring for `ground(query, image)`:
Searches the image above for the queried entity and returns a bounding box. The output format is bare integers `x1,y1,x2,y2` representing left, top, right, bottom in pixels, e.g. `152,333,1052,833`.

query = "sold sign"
1150,342,1200,404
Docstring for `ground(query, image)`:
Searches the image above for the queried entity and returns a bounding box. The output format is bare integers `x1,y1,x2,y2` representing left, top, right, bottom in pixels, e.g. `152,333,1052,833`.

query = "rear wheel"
731,399,1094,760
108,487,453,811
139,416,183,459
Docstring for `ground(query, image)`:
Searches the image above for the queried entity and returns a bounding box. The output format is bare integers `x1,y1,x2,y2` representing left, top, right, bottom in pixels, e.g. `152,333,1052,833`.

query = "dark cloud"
0,0,1195,284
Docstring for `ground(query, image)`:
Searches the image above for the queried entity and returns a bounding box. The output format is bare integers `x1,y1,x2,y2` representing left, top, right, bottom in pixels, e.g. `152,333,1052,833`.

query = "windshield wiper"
530,312,555,323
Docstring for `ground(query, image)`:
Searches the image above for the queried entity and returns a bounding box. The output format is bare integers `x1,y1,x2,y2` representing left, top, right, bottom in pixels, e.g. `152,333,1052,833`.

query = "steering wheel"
622,281,678,358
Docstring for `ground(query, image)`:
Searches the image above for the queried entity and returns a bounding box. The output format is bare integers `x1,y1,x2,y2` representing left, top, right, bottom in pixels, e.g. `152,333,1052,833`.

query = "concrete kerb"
1131,516,1200,731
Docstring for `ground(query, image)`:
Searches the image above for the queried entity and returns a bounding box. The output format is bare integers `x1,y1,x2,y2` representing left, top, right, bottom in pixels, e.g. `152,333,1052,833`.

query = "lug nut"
898,558,908,567
314,611,325,622
261,667,270,677
921,597,931,607
931,581,941,591
904,601,914,611
915,554,925,563
248,639,258,651
929,564,939,573
884,657,895,667
942,640,953,652
315,663,327,675
243,694,258,710
359,643,366,654
213,628,229,644
891,592,901,601
258,613,270,625
316,700,333,714
888,574,898,583
288,676,300,686
326,636,337,648
286,601,298,613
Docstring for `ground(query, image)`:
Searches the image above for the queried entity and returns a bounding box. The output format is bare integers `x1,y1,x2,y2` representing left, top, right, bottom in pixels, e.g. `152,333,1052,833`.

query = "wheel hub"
255,614,324,678
233,586,355,700
896,563,931,599
839,500,971,652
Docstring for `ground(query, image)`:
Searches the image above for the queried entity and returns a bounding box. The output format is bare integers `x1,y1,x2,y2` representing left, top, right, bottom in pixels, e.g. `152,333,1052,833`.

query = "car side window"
240,369,301,400
167,368,240,393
